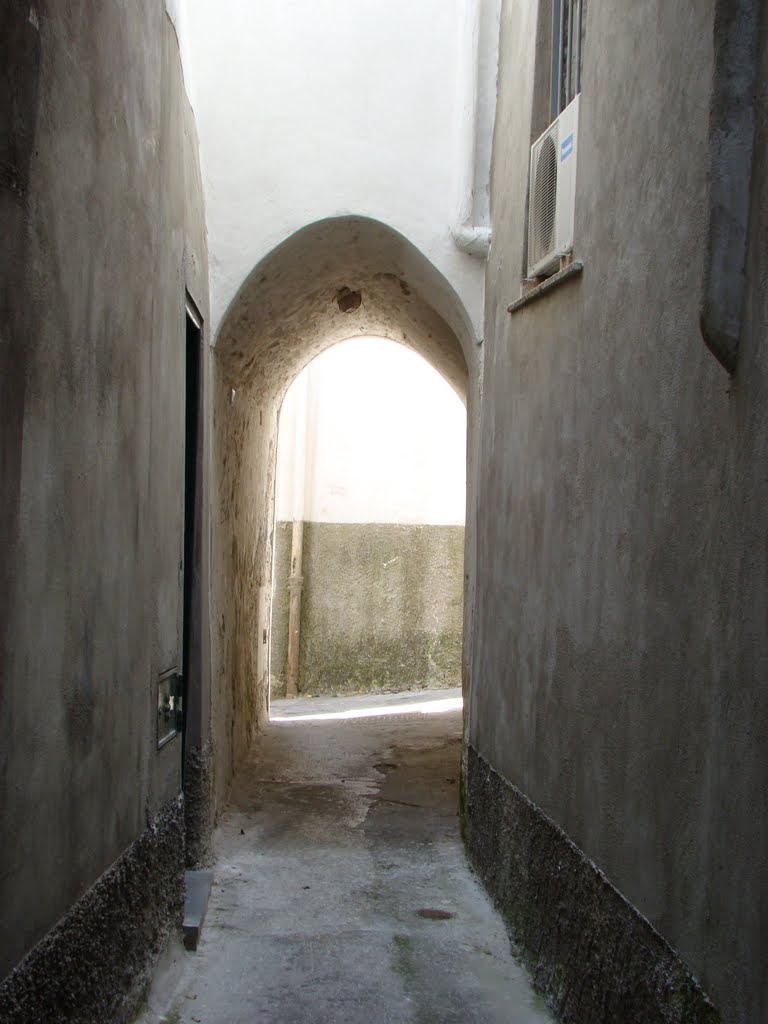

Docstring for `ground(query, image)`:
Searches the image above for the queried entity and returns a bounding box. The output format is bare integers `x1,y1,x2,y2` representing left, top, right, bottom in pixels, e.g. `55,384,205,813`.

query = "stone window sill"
507,260,584,315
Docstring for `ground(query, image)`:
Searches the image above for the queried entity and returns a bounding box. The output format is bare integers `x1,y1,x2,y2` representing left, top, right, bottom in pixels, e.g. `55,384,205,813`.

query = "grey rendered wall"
469,1,767,1022
270,522,464,697
0,2,209,1013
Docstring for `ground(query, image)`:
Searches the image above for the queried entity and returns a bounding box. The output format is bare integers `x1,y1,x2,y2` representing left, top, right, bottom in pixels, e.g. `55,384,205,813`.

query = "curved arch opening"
210,216,478,805
269,337,467,712
215,215,474,400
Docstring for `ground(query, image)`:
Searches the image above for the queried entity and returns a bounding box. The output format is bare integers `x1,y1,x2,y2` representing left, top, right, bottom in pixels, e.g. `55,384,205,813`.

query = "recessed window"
550,0,584,121
523,0,584,285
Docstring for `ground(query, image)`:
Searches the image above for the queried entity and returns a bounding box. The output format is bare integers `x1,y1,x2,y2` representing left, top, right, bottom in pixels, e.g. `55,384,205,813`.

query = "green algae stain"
270,522,464,697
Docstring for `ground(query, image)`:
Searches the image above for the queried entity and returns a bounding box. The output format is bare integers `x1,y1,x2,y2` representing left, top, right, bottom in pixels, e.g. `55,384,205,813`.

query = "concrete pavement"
136,691,553,1024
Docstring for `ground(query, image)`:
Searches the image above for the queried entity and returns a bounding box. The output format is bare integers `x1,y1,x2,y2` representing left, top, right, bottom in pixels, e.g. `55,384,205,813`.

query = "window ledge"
507,260,584,315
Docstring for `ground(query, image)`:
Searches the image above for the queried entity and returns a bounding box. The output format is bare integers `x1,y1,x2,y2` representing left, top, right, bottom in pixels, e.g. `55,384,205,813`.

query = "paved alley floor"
137,690,553,1024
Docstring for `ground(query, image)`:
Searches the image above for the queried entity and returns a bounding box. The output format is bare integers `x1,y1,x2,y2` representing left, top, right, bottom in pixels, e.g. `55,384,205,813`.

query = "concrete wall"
466,2,768,1022
0,4,209,1019
271,522,465,698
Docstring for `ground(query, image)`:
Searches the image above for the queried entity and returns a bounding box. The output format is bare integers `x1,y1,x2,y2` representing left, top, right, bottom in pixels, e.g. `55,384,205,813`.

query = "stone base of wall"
464,747,720,1024
184,741,214,868
0,796,185,1024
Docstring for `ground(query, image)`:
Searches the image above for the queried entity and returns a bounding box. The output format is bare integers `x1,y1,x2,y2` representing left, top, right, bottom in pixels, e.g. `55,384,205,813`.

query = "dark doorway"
183,298,203,788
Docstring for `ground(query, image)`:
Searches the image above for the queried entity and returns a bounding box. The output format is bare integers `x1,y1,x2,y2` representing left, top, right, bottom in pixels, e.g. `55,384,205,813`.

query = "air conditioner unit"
527,94,580,278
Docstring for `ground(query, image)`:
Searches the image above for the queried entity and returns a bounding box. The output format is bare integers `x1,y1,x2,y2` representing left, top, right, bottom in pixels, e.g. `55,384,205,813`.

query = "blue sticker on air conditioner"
561,133,574,161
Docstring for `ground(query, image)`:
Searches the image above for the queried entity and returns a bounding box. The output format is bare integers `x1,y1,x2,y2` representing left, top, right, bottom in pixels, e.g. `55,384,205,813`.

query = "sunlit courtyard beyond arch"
269,337,467,711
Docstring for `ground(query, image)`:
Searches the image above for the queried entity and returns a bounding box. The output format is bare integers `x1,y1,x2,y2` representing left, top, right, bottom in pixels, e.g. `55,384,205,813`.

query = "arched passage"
270,337,468,703
210,216,480,808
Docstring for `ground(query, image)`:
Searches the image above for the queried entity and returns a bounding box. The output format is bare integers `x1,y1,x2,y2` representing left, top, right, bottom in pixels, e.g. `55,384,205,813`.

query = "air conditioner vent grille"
529,129,559,270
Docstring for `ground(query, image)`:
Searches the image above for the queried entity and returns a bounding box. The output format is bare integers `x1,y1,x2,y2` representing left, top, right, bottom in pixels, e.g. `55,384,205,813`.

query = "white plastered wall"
275,338,467,526
181,0,500,340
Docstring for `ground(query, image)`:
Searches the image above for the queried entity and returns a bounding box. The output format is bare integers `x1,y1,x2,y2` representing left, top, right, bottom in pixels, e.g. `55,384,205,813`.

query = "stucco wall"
469,1,768,1021
271,522,464,698
210,372,275,811
0,3,209,1010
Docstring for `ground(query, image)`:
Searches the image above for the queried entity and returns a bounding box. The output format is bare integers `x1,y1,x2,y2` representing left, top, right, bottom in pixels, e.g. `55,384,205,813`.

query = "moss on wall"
270,522,463,697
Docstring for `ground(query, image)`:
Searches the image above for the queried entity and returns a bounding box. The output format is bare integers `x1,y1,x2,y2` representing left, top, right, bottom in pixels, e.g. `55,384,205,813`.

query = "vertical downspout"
700,0,760,374
451,0,500,258
285,373,309,699
285,521,304,699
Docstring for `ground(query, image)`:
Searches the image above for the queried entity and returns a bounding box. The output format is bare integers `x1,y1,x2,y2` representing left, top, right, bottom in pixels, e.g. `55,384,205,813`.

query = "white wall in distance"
183,0,495,339
276,338,467,526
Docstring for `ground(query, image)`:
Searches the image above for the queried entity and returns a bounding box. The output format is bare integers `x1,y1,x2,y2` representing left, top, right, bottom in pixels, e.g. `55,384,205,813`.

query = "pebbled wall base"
0,796,185,1024
464,747,720,1024
184,740,214,868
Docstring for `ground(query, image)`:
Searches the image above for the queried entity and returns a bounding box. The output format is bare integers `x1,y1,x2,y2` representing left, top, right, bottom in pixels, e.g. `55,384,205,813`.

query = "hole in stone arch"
268,336,466,721
336,286,362,313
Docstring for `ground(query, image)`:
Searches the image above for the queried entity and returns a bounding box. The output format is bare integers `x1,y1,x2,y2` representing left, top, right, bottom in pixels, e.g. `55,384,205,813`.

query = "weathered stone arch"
215,215,475,401
210,216,479,807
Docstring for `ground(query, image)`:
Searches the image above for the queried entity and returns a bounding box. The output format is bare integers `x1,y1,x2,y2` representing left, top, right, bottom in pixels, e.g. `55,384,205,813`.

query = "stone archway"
209,216,481,808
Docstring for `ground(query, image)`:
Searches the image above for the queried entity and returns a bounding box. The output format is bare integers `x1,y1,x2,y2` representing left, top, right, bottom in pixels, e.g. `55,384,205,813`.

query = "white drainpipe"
451,222,492,259
451,0,499,260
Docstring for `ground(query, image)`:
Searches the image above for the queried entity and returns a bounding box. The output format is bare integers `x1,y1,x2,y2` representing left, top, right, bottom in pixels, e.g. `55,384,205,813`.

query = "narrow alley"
138,692,551,1024
2,3,766,1023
